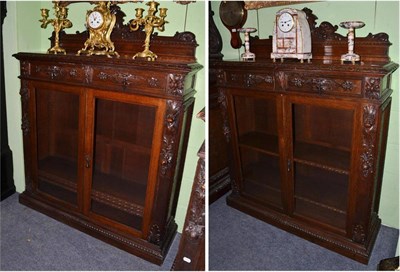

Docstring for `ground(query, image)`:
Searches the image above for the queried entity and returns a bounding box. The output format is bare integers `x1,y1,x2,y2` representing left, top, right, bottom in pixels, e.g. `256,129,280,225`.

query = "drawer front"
91,66,167,94
27,62,188,98
31,62,91,84
284,72,362,96
224,70,274,91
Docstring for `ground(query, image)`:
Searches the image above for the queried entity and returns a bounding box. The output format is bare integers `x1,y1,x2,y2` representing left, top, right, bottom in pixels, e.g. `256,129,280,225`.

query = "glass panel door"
90,98,157,232
291,102,354,231
233,95,282,209
36,88,80,206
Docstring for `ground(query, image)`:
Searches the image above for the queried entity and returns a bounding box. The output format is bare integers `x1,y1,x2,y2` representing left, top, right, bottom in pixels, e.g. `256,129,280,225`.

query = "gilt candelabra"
129,1,168,61
40,1,72,54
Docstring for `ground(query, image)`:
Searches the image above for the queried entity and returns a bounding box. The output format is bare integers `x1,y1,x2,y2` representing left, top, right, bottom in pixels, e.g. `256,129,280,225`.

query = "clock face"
88,11,104,29
278,12,294,33
219,1,246,27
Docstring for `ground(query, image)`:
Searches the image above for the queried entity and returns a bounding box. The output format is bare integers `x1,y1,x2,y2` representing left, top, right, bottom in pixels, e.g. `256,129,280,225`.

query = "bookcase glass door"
233,94,283,210
90,98,156,232
291,102,354,232
35,88,80,206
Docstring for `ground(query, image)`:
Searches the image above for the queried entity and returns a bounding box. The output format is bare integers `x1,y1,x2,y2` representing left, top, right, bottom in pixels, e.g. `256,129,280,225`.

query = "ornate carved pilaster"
361,105,378,179
217,89,231,143
20,81,30,136
160,100,182,176
184,148,205,240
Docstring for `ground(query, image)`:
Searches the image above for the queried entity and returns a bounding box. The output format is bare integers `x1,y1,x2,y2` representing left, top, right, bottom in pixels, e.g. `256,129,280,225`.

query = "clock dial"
278,12,294,33
219,1,248,49
219,1,245,27
88,11,104,29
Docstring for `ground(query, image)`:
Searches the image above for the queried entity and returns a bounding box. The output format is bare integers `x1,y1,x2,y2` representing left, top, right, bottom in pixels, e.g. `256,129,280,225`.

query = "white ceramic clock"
278,12,294,33
88,11,104,29
271,8,312,63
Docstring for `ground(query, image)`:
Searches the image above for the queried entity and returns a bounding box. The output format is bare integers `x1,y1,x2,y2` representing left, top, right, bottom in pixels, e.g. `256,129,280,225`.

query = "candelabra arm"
39,2,72,55
130,1,168,61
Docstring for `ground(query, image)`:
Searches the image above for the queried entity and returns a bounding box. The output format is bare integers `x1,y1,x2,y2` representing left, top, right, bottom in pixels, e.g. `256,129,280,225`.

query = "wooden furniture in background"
14,10,202,264
172,109,205,271
209,2,231,204
1,1,16,201
213,8,398,264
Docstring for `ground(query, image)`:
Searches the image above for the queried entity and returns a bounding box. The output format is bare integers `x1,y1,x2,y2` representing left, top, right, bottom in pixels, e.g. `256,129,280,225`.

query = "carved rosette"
49,66,61,79
20,81,30,136
184,156,205,240
215,69,226,86
148,224,161,245
160,100,182,176
148,77,159,88
361,105,378,178
21,61,30,76
167,74,184,96
364,77,381,99
217,89,231,143
352,224,366,244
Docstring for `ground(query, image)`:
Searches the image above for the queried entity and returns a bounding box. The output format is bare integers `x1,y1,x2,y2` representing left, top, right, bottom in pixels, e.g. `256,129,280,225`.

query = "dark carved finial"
110,4,126,30
302,7,318,31
365,32,390,43
209,2,223,60
1,2,7,25
174,31,197,45
313,21,345,41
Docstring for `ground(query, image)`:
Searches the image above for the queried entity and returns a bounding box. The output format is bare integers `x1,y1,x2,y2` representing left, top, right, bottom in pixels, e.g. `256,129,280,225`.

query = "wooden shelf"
294,141,351,174
95,134,152,156
37,156,147,216
92,170,148,208
242,158,282,209
37,156,78,205
239,131,279,157
294,164,348,230
91,189,144,217
38,156,78,186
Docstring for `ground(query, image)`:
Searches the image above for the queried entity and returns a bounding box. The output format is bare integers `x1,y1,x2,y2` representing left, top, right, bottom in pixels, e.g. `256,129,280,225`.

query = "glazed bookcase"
14,11,202,265
213,8,398,264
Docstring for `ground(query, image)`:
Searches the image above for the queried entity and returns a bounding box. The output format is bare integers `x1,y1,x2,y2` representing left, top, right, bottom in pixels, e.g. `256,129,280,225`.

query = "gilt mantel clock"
77,1,119,57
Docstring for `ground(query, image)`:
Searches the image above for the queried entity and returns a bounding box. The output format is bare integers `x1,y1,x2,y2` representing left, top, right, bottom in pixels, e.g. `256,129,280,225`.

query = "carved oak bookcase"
14,9,202,265
213,9,398,264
